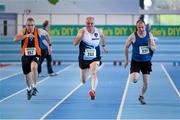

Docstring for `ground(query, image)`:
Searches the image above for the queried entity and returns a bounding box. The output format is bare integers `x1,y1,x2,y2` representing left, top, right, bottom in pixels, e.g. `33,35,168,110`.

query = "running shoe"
49,72,58,76
31,87,38,96
138,96,146,105
133,80,138,83
27,90,32,100
89,90,95,100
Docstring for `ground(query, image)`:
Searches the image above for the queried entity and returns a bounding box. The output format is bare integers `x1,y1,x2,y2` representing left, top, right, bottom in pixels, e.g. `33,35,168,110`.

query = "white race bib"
25,47,36,56
85,49,96,58
139,46,149,54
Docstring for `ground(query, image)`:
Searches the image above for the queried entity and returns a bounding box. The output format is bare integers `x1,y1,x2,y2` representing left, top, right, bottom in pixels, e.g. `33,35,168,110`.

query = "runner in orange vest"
14,17,50,100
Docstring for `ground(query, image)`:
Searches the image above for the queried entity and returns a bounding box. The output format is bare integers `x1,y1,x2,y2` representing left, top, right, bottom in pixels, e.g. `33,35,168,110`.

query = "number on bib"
85,49,96,58
139,46,149,54
25,47,36,56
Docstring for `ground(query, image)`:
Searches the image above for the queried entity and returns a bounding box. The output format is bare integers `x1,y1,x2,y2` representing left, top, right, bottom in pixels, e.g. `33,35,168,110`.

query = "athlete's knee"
80,74,86,84
31,63,38,71
91,70,97,77
143,74,149,84
90,66,98,77
131,75,138,80
130,73,139,83
143,80,148,87
80,73,87,84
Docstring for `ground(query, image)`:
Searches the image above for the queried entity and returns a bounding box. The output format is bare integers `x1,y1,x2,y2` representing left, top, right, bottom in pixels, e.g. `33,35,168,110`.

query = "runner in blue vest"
124,19,156,104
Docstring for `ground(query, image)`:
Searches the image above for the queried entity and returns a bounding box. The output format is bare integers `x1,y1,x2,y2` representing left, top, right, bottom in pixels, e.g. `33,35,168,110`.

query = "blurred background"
0,0,180,63
0,1,180,119
0,0,179,36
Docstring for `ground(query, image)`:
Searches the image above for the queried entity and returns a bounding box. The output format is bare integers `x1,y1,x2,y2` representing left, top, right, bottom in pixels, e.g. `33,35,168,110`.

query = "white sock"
92,77,98,91
27,86,31,91
32,84,36,88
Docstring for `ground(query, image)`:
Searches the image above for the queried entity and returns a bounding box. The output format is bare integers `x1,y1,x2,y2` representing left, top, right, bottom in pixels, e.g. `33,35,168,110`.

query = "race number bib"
139,46,149,54
25,47,36,56
85,49,96,58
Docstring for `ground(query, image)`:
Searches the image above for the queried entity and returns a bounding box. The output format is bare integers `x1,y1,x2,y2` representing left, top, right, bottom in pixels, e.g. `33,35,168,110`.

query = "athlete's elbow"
124,46,129,51
13,37,18,42
150,46,156,52
73,39,79,46
73,41,77,46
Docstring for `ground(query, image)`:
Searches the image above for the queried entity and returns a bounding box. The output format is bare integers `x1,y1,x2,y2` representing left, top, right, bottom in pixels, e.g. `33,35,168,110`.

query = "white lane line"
161,64,180,97
40,62,104,120
0,71,22,82
116,74,130,120
0,63,47,82
0,64,75,103
40,83,83,120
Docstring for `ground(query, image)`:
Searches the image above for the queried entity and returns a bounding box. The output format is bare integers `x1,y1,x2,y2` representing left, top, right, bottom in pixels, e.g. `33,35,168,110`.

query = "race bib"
25,47,36,56
139,46,149,54
85,49,96,58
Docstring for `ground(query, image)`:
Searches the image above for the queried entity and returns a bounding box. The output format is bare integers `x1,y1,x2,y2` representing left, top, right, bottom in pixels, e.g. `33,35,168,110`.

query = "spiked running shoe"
89,90,95,100
27,90,32,100
138,96,146,105
49,72,58,76
31,87,38,96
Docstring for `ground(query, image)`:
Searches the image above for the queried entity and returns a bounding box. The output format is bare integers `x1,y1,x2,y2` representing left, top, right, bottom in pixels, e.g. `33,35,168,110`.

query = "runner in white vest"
74,16,108,100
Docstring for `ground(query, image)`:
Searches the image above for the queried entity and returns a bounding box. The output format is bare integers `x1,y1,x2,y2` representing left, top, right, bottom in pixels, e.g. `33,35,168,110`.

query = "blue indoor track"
0,36,180,119
0,62,180,119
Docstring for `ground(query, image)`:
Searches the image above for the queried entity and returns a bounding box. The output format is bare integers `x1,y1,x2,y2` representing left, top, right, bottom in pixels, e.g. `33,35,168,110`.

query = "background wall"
0,0,179,36
0,0,139,14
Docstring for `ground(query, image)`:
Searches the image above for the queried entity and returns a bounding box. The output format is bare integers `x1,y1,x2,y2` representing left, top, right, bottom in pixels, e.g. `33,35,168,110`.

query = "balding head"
86,16,94,21
86,16,95,24
85,16,95,32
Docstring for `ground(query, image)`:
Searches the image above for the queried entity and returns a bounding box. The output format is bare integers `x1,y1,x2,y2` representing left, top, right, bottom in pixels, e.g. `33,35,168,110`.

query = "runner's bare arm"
100,29,108,53
149,33,156,51
124,33,134,67
13,28,26,42
73,29,84,46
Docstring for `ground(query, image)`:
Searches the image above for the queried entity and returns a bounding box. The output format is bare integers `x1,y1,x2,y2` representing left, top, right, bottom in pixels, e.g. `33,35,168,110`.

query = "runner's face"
86,19,94,30
137,23,145,34
26,21,35,33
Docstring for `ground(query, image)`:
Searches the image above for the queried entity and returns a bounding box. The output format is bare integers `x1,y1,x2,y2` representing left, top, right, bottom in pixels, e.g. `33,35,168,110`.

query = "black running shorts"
21,56,40,74
130,59,152,74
